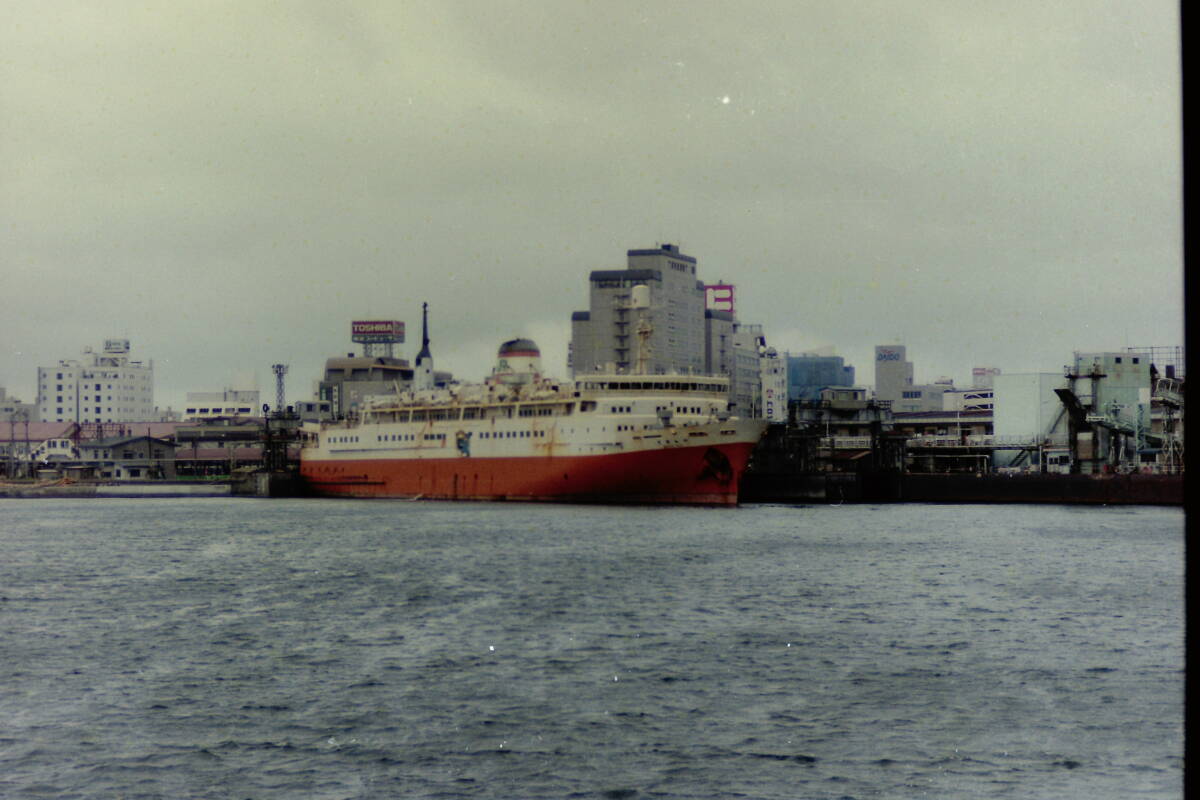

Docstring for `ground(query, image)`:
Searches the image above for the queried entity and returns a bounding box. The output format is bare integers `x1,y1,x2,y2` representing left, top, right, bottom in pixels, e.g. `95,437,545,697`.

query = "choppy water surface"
0,499,1183,799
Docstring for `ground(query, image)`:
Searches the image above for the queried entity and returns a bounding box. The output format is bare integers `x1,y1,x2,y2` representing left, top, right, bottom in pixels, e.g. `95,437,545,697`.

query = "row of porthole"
479,431,546,439
351,430,550,444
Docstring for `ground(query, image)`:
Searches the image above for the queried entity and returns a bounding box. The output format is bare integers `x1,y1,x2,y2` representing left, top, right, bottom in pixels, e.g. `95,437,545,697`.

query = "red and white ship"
299,330,765,505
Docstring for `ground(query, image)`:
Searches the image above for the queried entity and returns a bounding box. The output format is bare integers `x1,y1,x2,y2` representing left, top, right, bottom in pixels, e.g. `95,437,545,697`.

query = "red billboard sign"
705,283,735,314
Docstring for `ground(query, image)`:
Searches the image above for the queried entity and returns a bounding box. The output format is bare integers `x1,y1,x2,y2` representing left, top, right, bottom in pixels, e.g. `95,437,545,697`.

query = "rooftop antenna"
272,364,288,414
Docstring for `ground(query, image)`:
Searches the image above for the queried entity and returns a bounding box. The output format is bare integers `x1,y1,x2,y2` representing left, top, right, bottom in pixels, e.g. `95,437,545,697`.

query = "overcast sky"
2,1,1182,409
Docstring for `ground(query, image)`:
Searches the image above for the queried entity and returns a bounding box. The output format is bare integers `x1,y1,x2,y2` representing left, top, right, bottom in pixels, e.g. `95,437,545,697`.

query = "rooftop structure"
185,389,260,421
1125,345,1184,380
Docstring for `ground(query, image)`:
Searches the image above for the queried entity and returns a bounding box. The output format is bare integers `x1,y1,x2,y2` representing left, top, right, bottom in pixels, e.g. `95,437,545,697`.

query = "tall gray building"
568,244,772,418
874,344,913,402
874,344,952,412
703,309,734,377
569,244,707,376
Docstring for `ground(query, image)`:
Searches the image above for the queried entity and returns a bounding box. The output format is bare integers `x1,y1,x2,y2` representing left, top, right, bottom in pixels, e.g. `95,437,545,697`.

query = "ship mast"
415,302,434,390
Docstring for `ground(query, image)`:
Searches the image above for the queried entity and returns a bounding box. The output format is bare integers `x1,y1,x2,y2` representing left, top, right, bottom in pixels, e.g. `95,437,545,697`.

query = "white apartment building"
36,339,155,423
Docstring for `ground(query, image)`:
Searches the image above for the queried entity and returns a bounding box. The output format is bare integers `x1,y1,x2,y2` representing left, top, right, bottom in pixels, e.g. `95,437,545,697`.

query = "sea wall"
0,481,230,498
740,471,1182,506
899,473,1183,506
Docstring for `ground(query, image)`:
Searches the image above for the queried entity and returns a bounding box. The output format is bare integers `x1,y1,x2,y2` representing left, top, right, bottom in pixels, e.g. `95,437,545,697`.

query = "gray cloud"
2,1,1181,407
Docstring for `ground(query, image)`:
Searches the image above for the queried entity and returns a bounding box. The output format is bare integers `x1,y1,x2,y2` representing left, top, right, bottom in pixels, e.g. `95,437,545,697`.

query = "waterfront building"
730,322,766,417
893,381,953,413
942,388,994,413
873,344,912,402
892,409,993,439
172,417,270,477
318,355,413,419
785,352,856,402
184,389,260,421
1069,351,1152,423
1061,351,1154,473
873,344,952,413
1,387,38,423
892,408,997,473
1,421,77,478
940,367,999,413
760,347,788,424
295,400,334,422
991,372,1068,459
703,309,734,378
36,339,155,424
77,435,178,480
971,367,1002,390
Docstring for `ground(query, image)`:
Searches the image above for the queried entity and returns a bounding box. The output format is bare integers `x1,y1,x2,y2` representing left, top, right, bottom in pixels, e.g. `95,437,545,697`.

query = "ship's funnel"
492,338,542,386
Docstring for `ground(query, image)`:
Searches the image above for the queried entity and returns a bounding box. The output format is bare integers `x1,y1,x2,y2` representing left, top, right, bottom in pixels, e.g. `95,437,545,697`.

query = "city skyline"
2,2,1183,410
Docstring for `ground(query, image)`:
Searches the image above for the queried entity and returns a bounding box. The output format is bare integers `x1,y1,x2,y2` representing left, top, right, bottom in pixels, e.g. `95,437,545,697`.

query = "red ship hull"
300,439,758,505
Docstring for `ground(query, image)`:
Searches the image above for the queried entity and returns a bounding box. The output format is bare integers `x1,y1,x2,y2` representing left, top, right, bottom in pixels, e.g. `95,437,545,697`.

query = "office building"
786,353,856,402
569,244,777,418
760,347,787,423
1,387,37,422
873,344,952,413
184,389,261,421
569,244,706,376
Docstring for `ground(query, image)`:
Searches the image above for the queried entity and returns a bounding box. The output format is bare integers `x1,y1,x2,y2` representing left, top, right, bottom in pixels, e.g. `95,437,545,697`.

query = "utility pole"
6,414,14,479
18,410,29,478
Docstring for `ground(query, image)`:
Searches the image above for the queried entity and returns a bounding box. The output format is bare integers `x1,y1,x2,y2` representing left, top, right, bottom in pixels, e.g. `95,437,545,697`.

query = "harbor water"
0,499,1183,799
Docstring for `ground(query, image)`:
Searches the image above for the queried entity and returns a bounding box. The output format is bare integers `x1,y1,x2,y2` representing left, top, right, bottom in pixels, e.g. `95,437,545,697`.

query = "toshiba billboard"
351,320,405,343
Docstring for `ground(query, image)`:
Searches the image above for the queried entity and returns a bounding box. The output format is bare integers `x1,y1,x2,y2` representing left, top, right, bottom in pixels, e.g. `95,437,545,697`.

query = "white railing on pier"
820,437,872,449
818,434,1072,450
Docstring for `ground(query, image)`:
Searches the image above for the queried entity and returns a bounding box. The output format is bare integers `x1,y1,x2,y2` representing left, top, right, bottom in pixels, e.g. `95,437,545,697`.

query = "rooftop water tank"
631,284,650,309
